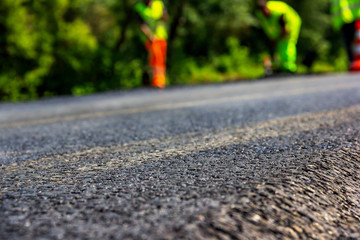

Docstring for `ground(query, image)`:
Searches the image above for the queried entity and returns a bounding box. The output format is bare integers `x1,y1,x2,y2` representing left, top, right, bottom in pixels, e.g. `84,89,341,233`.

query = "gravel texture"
0,74,359,239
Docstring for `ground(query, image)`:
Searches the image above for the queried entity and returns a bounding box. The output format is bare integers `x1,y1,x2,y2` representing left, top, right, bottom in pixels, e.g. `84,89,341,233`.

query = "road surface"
0,74,359,239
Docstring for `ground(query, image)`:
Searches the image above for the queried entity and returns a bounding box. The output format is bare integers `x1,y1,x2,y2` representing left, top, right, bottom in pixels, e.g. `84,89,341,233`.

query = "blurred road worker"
256,0,302,74
331,0,360,71
134,0,168,88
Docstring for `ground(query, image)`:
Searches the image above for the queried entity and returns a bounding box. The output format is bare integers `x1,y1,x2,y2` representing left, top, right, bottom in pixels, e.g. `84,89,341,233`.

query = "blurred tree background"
0,0,348,101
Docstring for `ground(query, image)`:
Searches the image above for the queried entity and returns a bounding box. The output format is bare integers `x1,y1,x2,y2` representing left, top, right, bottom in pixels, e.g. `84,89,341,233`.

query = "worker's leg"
143,41,153,86
341,22,356,63
276,39,297,73
149,39,167,88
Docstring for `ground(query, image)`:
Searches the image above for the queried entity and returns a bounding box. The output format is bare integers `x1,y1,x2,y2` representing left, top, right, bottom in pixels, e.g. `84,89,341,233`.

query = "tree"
0,0,347,101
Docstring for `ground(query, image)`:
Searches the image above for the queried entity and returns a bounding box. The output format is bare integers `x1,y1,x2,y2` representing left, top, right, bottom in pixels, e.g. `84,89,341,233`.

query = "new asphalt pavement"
0,74,359,239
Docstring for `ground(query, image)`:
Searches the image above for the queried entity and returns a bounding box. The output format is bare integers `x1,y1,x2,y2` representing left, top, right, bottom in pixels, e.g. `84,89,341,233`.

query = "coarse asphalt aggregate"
0,74,359,239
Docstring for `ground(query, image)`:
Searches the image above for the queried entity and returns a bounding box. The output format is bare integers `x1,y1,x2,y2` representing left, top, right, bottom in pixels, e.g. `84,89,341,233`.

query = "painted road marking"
1,104,359,180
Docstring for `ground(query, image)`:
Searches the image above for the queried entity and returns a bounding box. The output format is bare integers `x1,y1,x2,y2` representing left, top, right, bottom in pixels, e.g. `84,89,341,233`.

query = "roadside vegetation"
0,0,347,101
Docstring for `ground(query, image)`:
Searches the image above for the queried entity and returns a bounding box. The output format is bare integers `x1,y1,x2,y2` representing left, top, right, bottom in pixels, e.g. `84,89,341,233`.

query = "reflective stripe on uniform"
355,45,360,54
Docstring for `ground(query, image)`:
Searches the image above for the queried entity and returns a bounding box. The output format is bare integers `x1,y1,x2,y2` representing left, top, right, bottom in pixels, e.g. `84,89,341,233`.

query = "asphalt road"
0,74,359,239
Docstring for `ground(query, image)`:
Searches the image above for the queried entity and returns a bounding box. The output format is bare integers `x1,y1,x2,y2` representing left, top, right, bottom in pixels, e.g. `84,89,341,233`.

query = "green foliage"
0,0,350,101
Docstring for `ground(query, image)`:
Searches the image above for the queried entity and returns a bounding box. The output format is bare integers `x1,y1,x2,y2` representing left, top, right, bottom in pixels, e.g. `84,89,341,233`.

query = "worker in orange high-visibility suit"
135,0,168,88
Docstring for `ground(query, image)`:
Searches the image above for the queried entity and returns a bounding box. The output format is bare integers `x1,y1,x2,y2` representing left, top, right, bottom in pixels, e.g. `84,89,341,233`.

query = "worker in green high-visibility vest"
256,0,302,74
331,0,360,70
134,0,168,88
